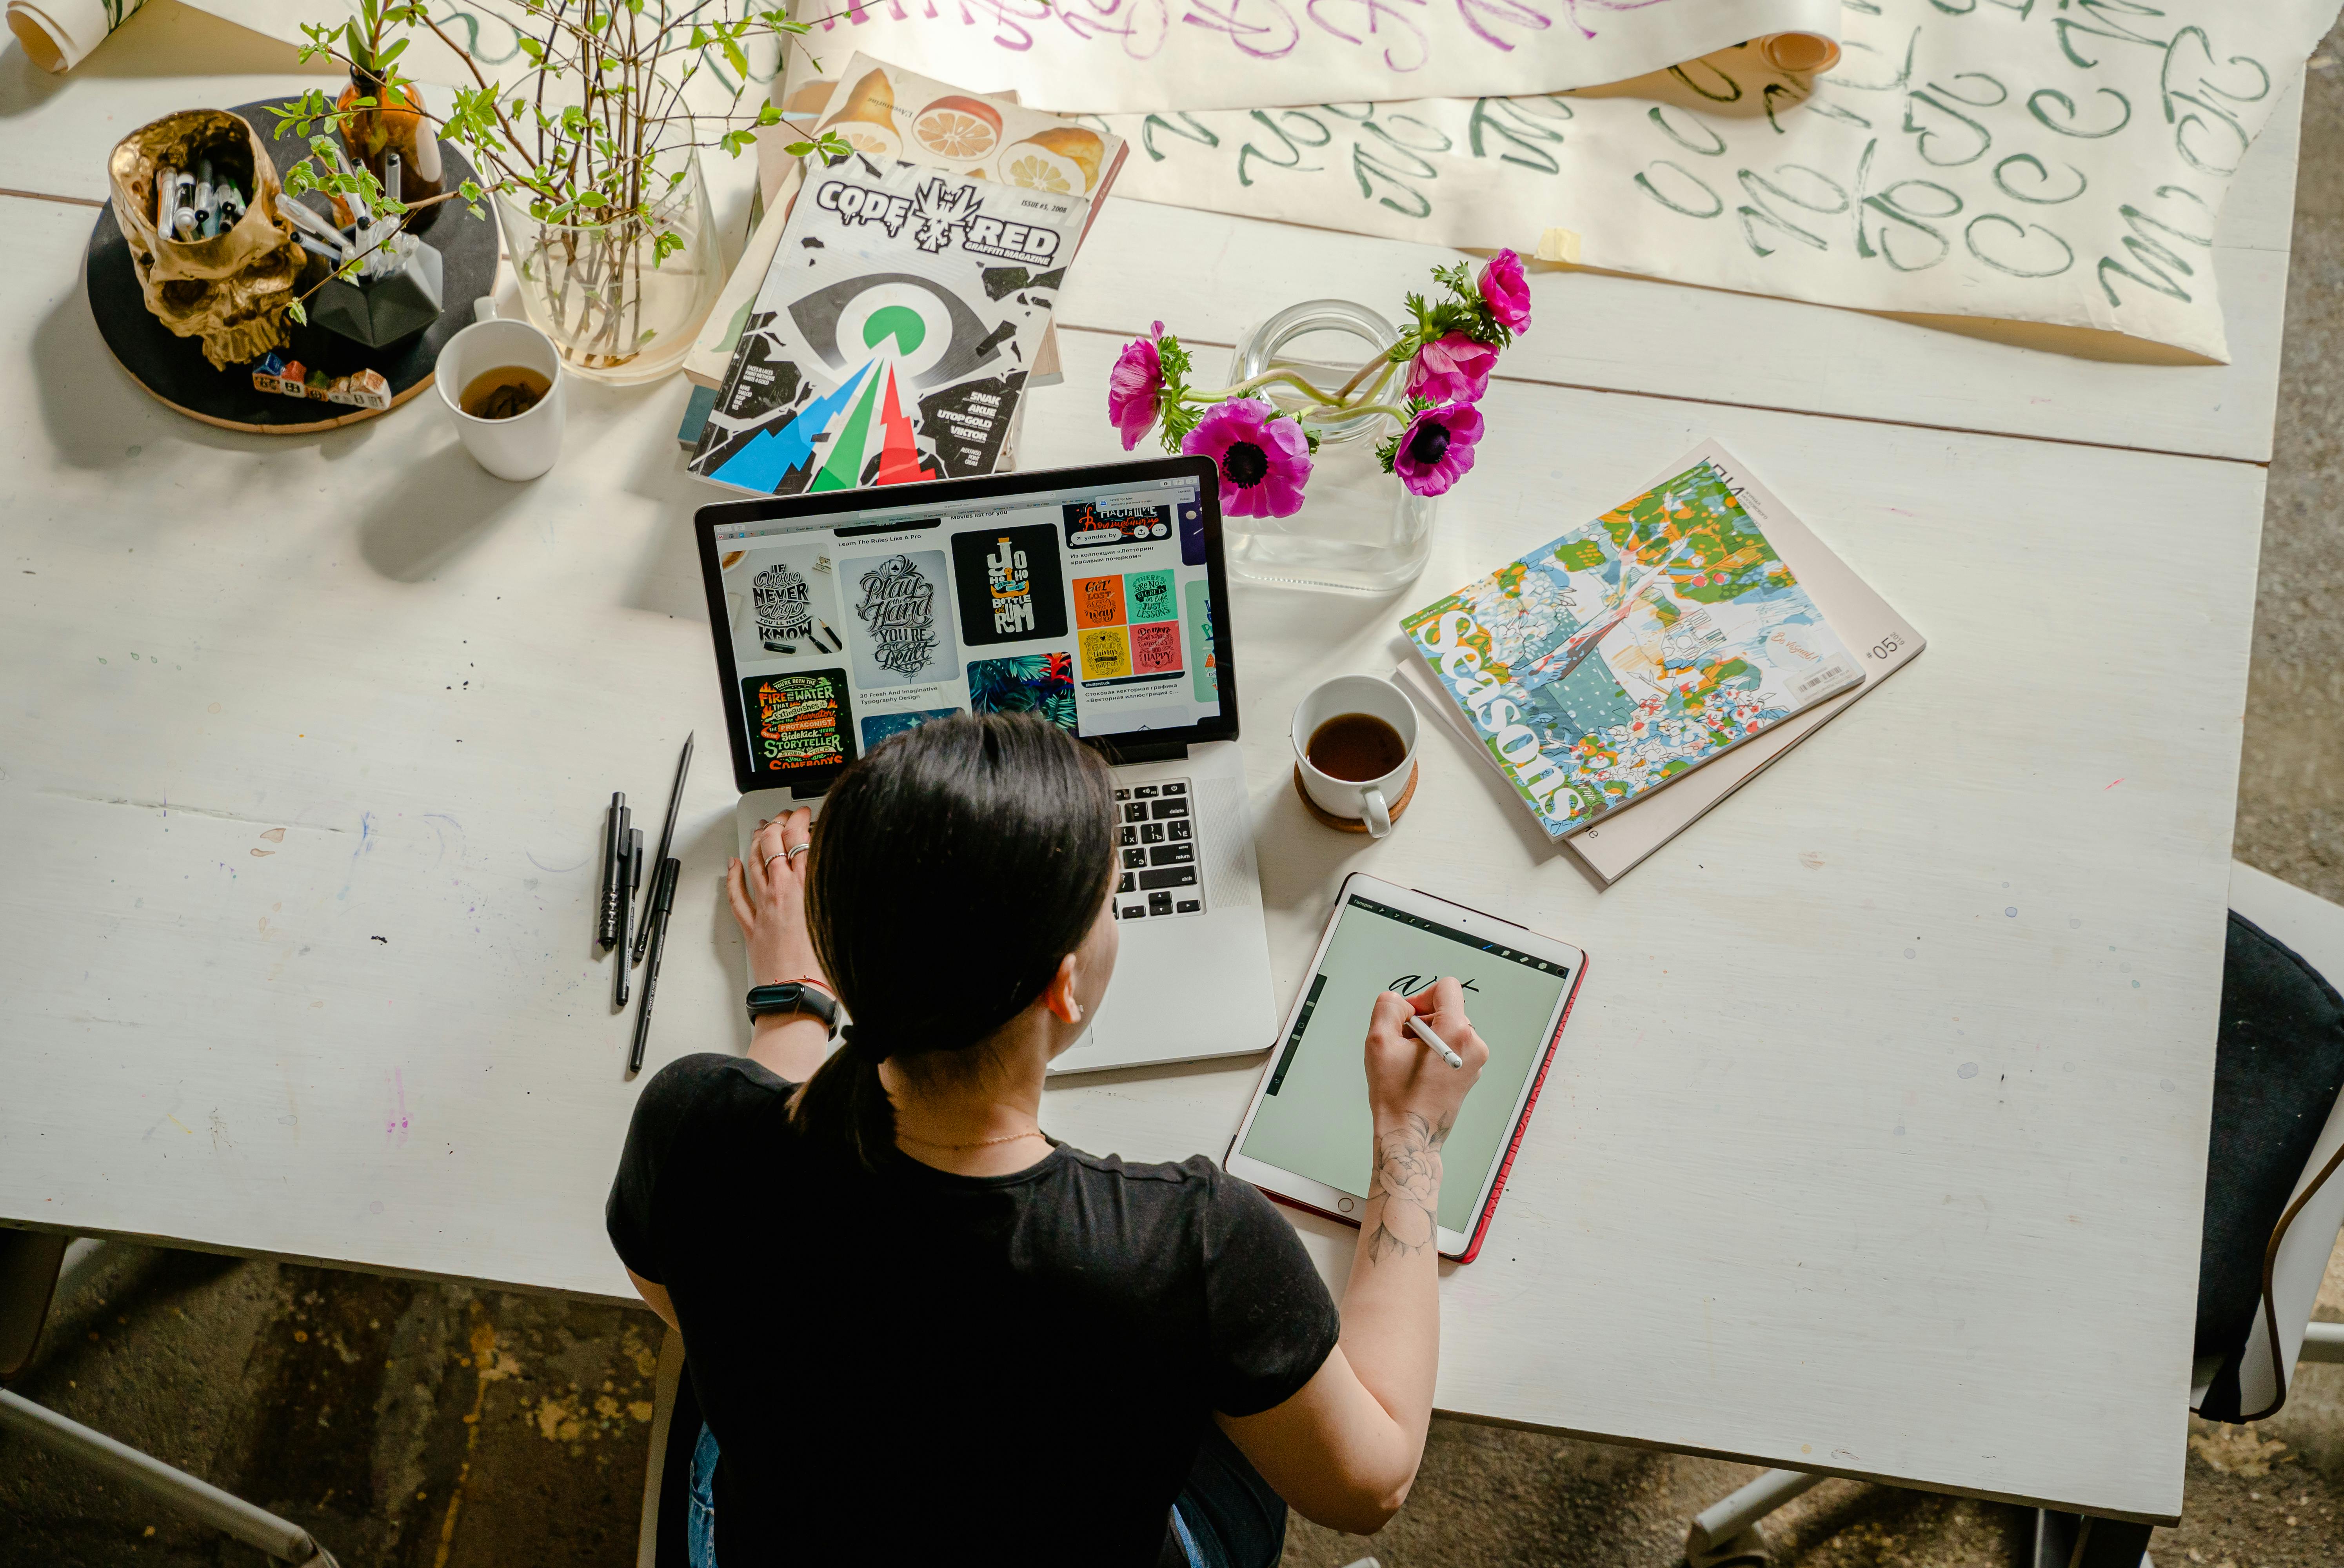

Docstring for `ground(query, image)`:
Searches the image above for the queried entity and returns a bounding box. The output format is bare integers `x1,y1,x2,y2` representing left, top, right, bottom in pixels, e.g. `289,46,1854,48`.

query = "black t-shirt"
606,1054,1341,1566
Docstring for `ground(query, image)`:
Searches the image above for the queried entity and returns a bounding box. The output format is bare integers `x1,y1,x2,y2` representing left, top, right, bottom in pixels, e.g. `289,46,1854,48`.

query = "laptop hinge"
1108,739,1190,765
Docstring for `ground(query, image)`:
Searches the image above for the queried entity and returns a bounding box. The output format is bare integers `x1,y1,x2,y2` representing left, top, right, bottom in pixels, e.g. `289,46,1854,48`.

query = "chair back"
0,1230,71,1384
2199,866,2344,1421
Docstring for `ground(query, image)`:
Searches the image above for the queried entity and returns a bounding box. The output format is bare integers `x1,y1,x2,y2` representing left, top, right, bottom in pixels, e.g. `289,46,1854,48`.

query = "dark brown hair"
789,713,1116,1167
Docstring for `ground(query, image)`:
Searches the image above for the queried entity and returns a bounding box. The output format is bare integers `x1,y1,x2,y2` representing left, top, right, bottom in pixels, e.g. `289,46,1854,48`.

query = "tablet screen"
1239,893,1574,1232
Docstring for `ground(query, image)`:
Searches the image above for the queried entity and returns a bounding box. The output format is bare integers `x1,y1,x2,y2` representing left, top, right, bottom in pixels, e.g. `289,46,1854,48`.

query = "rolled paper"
5,0,148,73
1755,31,1840,73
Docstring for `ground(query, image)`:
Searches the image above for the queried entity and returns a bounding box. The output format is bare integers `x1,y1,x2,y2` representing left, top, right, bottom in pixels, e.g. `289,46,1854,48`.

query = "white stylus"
1405,1014,1464,1069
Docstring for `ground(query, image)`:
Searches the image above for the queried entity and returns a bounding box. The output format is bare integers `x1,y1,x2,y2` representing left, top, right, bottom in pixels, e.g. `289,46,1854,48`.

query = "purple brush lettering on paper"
1181,0,1301,61
824,0,1592,64
1305,0,1429,72
1455,0,1552,49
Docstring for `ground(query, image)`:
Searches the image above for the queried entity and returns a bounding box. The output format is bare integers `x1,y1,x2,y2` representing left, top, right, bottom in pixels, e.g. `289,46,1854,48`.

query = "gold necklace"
896,1126,1048,1151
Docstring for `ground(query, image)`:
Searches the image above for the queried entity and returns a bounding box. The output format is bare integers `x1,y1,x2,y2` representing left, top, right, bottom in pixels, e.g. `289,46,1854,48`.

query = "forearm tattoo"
1364,1112,1451,1263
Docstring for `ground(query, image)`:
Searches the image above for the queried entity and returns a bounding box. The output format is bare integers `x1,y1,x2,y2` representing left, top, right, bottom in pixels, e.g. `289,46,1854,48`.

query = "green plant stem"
1331,349,1395,403
1185,368,1345,405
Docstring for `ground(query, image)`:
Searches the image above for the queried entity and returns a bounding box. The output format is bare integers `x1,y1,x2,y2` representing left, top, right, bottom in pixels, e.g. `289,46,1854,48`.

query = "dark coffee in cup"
1306,712,1408,782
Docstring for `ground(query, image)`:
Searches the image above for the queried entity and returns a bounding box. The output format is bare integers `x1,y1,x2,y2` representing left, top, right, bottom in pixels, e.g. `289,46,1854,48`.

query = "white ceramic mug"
1291,673,1419,838
434,316,566,481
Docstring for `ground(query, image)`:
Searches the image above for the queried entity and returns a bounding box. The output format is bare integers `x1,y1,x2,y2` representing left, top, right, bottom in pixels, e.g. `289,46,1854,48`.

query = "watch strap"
746,981,839,1031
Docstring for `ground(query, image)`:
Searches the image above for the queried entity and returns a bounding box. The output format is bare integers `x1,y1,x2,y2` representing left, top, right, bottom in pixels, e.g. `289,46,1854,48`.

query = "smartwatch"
746,980,839,1032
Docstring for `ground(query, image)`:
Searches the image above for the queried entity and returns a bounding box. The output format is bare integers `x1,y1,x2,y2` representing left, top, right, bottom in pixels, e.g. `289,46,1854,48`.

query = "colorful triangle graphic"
809,365,885,492
874,367,939,486
709,360,874,493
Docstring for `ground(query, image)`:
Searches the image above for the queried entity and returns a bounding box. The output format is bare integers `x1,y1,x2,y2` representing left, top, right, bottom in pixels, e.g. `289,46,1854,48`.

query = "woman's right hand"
1362,977,1488,1139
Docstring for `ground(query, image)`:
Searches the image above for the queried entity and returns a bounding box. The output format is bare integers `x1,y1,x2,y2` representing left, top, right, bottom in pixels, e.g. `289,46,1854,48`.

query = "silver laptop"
692,456,1275,1074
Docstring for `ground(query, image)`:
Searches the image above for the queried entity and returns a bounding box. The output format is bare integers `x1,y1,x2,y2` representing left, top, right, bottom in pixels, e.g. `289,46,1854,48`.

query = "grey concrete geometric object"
311,239,443,349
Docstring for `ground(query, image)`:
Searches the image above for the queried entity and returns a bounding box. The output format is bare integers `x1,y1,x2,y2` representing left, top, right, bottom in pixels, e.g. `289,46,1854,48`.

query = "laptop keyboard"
1112,780,1205,922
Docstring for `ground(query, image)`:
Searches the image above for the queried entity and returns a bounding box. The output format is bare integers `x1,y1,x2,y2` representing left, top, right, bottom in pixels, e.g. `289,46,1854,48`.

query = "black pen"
596,792,627,949
634,733,694,964
615,828,643,1007
629,857,682,1075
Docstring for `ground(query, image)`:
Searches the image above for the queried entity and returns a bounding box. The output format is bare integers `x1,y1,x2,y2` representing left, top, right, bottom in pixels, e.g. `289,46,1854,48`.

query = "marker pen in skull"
191,158,214,232
155,164,176,235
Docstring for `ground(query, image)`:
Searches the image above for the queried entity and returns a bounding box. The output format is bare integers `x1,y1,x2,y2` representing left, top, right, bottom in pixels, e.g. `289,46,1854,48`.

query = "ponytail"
787,1033,899,1172
789,713,1116,1169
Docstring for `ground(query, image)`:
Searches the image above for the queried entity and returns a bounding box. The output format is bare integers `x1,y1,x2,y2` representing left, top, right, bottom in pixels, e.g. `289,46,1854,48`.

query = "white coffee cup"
1292,673,1420,838
434,316,566,481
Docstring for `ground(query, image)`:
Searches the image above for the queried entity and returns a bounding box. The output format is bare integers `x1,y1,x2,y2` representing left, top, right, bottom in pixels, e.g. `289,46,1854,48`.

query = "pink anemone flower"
1107,323,1167,450
1182,398,1310,518
1406,332,1496,405
1478,249,1532,334
1391,403,1483,497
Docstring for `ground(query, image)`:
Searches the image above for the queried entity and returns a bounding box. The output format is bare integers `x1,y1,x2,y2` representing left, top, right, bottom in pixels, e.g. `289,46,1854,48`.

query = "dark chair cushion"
2195,911,2344,1374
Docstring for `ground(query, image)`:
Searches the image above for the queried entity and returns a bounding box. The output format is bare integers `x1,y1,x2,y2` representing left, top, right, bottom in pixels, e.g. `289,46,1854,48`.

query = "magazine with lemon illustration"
682,54,1126,405
798,54,1127,249
689,152,1087,495
1400,443,1865,840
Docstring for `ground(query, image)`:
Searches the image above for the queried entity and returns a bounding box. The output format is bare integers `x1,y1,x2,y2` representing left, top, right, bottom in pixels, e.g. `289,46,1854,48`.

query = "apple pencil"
1405,1013,1463,1069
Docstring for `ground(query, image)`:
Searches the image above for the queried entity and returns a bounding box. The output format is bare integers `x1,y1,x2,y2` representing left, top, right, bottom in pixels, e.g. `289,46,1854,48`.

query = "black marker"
596,793,627,948
629,858,682,1075
615,828,643,1007
634,733,693,964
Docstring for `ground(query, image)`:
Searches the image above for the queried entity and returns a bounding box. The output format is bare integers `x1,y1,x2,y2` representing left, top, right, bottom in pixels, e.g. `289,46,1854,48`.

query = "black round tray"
84,98,499,434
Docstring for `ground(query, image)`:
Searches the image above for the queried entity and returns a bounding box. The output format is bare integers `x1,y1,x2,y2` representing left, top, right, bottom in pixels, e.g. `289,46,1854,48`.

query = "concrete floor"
7,25,2344,1568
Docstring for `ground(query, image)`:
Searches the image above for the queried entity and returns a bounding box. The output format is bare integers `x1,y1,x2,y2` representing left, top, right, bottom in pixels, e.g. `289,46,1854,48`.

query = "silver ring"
786,844,810,860
762,853,786,871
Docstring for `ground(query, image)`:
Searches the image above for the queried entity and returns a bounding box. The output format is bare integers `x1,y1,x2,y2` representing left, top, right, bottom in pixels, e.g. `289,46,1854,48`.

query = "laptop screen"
697,457,1236,797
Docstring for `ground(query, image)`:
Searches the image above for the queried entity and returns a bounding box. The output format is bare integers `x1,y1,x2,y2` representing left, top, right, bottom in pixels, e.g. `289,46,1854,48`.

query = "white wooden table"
0,1,2295,1529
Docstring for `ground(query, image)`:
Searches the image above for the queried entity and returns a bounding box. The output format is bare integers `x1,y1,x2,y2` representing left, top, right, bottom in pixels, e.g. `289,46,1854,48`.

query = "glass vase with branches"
271,0,848,375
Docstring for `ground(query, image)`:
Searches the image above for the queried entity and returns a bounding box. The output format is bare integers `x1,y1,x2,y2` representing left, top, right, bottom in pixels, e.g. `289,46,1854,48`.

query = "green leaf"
287,298,307,326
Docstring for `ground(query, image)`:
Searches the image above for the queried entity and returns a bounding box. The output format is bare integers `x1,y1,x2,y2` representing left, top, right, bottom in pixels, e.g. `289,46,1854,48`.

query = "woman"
608,713,1488,1566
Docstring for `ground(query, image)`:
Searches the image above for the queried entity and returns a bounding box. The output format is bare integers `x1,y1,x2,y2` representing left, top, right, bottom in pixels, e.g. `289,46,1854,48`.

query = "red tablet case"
1236,901,1589,1264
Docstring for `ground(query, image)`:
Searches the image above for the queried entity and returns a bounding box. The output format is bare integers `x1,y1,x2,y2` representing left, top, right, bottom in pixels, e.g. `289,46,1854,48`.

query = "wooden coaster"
1294,762,1419,833
84,101,497,436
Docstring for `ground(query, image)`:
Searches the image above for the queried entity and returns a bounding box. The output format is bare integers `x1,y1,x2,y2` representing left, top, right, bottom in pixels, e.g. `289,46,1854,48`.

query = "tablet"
1224,875,1588,1262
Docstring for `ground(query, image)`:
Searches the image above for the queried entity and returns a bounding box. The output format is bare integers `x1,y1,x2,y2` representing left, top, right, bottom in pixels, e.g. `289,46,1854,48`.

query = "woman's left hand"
726,809,827,991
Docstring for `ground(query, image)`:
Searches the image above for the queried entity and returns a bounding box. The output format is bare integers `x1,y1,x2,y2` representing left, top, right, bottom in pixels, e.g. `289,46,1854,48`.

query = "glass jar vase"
1224,299,1435,595
494,148,722,386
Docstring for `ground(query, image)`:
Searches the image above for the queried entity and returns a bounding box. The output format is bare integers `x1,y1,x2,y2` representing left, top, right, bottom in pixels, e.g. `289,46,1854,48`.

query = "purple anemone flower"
1392,403,1483,497
1182,398,1310,518
1107,323,1166,450
1406,332,1496,405
1478,249,1532,334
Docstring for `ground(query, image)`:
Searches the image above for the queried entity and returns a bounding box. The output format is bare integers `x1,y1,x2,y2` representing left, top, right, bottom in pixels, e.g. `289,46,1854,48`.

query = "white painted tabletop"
0,14,2298,1526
